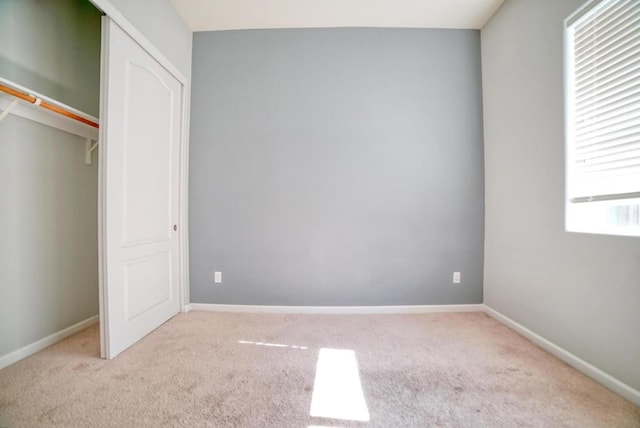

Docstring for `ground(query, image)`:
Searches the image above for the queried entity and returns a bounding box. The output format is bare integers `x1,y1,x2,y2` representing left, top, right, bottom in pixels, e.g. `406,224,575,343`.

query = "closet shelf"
0,83,99,128
0,76,100,165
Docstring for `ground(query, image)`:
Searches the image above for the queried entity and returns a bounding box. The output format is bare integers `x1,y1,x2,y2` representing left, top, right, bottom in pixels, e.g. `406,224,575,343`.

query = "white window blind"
566,0,640,202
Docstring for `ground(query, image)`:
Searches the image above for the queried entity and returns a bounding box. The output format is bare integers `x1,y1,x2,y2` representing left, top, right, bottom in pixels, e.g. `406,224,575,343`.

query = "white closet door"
100,18,182,359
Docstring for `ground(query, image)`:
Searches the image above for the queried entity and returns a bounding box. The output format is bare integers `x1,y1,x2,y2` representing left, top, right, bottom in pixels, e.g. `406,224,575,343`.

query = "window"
565,0,640,237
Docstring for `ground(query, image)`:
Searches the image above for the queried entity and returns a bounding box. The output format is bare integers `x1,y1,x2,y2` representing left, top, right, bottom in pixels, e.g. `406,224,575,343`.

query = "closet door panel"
122,62,173,246
123,251,172,321
100,17,181,359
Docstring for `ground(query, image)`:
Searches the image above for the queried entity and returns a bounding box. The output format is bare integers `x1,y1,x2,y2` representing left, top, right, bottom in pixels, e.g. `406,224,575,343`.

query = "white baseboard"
482,305,640,407
0,315,99,371
189,303,483,314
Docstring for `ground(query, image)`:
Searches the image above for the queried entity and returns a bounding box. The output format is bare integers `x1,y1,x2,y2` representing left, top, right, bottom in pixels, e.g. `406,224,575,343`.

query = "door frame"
90,0,191,358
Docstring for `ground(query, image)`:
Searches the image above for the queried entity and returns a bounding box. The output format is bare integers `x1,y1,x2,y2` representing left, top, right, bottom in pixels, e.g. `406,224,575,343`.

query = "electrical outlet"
453,272,461,284
214,271,222,284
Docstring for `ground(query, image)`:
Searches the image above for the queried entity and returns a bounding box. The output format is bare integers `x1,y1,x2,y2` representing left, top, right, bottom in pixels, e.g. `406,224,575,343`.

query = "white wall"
101,0,192,78
482,0,640,392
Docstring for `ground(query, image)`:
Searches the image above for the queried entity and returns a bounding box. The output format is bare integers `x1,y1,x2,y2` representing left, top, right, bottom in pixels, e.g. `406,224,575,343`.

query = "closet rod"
0,83,99,129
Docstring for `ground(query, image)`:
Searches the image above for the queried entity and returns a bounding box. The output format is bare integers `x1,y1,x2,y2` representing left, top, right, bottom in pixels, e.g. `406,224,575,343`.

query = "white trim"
179,80,191,313
88,0,187,84
482,305,640,407
97,16,110,360
0,315,99,371
189,303,484,314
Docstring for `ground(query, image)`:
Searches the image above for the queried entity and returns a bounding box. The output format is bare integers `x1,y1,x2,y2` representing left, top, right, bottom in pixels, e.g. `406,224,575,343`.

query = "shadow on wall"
0,55,75,107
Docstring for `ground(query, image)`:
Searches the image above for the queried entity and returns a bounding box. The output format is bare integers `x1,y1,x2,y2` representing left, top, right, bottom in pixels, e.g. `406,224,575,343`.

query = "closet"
0,0,188,366
0,0,103,367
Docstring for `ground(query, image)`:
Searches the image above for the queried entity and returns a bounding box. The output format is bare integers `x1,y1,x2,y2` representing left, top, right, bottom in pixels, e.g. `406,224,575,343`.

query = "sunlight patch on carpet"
238,340,308,350
310,348,370,422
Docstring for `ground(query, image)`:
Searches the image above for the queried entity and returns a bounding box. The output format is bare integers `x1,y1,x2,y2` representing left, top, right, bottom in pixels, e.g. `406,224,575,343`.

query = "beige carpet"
0,311,638,427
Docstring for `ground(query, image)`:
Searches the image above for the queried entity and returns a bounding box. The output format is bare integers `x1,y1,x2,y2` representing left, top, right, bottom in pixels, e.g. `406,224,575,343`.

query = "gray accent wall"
190,28,484,306
0,0,101,357
482,0,640,391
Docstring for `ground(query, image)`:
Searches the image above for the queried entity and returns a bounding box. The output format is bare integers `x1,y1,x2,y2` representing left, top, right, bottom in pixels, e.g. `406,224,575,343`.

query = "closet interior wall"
0,0,102,359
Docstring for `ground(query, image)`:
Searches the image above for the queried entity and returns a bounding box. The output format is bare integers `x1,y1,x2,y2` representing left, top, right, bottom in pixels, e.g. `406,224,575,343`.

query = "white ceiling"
170,0,506,32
